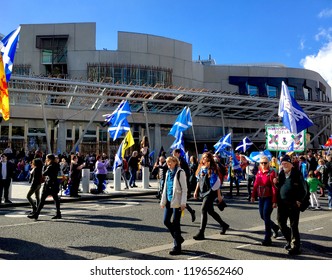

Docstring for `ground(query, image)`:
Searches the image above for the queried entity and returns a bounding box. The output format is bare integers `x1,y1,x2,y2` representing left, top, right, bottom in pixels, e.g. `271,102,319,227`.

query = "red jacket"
252,168,277,203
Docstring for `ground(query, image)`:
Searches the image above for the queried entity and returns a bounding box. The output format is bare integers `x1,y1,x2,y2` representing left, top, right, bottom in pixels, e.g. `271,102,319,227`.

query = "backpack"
300,175,310,212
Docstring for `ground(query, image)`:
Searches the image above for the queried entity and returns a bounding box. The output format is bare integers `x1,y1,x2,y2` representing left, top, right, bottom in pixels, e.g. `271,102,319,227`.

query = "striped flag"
0,53,10,120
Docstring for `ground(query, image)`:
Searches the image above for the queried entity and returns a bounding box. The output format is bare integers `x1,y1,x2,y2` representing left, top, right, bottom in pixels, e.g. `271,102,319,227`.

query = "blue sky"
2,0,332,86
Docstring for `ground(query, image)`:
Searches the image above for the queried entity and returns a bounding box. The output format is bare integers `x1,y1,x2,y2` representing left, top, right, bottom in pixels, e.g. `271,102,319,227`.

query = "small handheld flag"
235,136,253,153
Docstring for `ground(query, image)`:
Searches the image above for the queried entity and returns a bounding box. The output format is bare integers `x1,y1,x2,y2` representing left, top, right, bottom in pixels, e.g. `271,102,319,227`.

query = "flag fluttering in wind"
214,133,232,154
107,118,130,140
278,81,313,134
170,131,185,155
103,100,131,126
121,130,135,157
104,101,131,140
0,53,10,120
0,26,21,82
169,106,192,138
324,135,332,147
235,136,253,153
113,142,124,172
249,150,273,163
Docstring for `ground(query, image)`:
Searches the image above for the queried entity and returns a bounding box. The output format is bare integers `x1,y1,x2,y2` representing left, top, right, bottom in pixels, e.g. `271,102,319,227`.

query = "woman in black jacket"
26,158,43,214
28,154,61,220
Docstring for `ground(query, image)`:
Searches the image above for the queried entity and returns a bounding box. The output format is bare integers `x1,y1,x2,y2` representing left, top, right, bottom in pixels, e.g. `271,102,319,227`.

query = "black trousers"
277,201,301,249
35,185,61,216
200,190,228,233
0,179,11,201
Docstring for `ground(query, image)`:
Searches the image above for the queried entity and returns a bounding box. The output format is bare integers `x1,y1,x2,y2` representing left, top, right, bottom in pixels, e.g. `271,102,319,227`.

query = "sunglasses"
260,162,268,164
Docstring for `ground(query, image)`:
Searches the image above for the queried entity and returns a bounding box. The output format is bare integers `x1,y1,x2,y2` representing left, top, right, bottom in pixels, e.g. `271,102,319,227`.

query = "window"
288,86,295,98
266,85,277,98
303,87,311,101
12,126,24,137
247,84,258,96
87,63,172,87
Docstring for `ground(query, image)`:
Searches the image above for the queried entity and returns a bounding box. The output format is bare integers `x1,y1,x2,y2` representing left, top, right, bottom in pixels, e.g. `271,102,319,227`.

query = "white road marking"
308,227,324,232
98,212,332,260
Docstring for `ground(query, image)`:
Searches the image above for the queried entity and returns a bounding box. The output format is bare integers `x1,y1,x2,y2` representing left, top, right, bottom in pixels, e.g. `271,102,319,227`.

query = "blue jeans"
129,167,137,186
258,196,278,241
163,201,183,249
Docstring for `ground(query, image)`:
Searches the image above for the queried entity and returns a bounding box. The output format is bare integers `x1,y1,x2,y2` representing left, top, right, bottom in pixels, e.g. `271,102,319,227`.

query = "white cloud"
300,41,332,88
314,27,332,41
318,8,332,18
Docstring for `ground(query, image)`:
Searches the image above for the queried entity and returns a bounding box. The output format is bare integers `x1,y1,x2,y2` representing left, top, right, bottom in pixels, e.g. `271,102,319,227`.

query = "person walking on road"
26,158,43,214
172,149,196,222
28,154,62,220
273,154,307,255
251,156,279,246
160,156,187,255
193,152,229,240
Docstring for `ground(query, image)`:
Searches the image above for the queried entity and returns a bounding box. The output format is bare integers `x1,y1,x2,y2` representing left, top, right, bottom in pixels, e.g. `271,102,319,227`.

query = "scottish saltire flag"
108,118,130,140
231,152,242,171
170,131,185,155
103,100,131,126
0,53,10,120
235,136,253,153
169,106,192,137
0,26,21,82
113,142,124,172
278,81,313,134
288,141,294,152
214,133,232,153
121,130,135,157
249,150,273,163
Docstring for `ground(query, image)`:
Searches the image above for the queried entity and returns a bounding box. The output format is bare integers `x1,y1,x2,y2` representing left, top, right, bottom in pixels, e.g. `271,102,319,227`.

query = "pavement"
0,179,245,209
0,179,160,208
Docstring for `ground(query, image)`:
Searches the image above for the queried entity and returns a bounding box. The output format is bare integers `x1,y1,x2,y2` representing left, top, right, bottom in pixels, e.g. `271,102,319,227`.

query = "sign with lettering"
266,124,306,152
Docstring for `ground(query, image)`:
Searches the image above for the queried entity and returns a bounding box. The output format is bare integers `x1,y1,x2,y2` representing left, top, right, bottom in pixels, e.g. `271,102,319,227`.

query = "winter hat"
281,154,292,163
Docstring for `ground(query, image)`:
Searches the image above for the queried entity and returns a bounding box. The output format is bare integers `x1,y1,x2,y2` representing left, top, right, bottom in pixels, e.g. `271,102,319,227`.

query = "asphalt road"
0,194,331,260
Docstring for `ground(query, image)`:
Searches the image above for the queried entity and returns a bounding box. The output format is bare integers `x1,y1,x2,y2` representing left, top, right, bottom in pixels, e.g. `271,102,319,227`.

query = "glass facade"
87,63,173,87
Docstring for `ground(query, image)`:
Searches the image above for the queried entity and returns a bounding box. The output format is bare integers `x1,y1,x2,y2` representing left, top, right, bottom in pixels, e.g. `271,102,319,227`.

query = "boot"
27,212,39,220
193,230,205,240
52,213,62,219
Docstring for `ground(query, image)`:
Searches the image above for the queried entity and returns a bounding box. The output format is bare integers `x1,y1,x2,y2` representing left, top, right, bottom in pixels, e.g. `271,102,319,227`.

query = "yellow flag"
0,54,10,121
121,130,135,157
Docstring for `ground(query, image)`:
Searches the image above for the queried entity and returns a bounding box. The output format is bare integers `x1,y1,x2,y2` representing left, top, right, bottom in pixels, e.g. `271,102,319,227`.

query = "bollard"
142,166,150,189
81,168,90,193
114,167,122,191
8,180,12,200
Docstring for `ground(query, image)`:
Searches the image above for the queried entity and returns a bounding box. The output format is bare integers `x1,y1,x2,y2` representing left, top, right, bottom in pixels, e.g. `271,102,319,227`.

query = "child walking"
306,170,323,210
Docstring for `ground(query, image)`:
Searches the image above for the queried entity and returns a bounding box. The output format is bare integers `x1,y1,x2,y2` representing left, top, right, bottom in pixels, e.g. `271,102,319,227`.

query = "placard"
265,124,306,152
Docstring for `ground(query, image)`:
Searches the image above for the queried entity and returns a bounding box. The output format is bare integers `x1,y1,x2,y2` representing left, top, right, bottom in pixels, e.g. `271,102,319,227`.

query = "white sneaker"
315,206,321,210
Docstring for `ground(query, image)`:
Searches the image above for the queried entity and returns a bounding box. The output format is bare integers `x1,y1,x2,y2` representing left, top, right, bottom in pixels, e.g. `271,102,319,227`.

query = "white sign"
266,124,306,152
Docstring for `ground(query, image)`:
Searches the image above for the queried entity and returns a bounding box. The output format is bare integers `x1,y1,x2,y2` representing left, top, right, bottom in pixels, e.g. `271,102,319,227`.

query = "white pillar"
114,168,122,191
81,169,90,193
8,180,12,200
142,167,150,189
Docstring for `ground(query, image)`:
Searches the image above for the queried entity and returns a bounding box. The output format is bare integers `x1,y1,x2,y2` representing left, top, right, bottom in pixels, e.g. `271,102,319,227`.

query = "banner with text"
266,124,306,152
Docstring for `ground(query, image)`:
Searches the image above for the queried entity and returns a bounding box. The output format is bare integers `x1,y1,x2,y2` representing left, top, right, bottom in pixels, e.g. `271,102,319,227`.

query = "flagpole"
191,124,199,159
